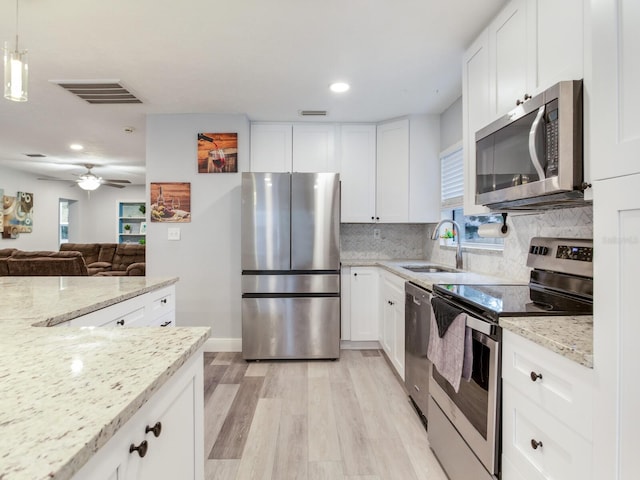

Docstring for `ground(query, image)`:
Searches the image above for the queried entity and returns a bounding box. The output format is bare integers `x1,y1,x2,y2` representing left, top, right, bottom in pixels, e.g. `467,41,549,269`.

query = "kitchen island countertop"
0,276,210,480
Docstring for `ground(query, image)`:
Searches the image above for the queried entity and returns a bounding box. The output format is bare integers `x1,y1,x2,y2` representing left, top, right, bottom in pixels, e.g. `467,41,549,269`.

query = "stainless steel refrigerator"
241,172,341,360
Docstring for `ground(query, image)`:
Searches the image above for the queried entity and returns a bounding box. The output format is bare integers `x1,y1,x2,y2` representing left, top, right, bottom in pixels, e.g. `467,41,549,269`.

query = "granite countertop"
500,315,593,368
0,276,210,480
341,258,593,368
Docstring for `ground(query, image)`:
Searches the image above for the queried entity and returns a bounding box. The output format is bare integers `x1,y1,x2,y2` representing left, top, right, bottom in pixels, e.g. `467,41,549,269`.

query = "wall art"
197,132,238,173
150,182,191,222
2,192,33,238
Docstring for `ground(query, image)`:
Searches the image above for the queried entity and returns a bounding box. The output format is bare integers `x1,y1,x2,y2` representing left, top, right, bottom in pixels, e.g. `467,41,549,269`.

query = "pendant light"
4,0,28,102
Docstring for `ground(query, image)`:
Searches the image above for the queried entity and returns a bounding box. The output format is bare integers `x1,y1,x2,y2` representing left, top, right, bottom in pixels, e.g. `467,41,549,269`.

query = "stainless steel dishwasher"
404,281,432,428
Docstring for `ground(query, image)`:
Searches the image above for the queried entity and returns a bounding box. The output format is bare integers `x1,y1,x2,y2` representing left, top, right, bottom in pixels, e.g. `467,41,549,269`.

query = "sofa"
60,243,145,276
1,250,89,276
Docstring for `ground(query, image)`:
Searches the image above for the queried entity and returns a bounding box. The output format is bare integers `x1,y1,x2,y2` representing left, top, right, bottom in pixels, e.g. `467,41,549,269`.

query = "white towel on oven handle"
427,306,468,393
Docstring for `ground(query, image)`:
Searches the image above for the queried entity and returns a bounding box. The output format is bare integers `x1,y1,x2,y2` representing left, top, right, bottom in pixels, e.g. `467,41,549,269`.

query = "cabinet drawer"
147,287,175,316
70,300,146,328
503,383,593,480
502,330,593,439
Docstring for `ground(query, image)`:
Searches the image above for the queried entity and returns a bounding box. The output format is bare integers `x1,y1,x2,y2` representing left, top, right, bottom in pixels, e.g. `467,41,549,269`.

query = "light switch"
168,227,181,241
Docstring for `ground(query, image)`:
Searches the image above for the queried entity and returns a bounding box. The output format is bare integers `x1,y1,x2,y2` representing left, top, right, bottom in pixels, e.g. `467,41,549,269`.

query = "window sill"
439,243,504,253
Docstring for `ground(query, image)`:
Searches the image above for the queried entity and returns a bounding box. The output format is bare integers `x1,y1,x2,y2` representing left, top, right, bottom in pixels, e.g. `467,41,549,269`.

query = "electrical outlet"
168,227,181,241
374,228,381,239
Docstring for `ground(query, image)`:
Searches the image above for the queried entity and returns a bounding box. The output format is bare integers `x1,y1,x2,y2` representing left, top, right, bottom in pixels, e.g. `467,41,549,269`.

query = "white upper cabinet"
591,0,640,180
408,115,441,223
528,0,584,96
463,30,491,215
489,0,529,118
376,119,410,223
292,124,338,172
250,123,337,173
340,124,377,223
250,123,293,172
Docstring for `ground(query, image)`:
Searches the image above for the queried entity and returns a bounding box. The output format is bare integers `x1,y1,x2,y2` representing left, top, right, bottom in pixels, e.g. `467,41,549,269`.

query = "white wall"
146,113,250,344
0,165,85,250
439,96,462,151
78,185,146,242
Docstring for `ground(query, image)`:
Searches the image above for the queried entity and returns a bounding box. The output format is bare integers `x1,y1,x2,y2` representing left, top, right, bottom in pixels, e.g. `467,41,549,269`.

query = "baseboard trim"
204,338,241,352
340,340,382,350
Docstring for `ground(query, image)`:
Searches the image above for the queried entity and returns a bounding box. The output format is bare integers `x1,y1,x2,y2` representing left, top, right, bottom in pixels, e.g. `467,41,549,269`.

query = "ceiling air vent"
52,80,142,104
24,153,47,158
299,110,328,116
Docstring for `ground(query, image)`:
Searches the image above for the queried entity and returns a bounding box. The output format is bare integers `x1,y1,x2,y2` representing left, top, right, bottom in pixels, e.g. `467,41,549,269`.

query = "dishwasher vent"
52,80,142,104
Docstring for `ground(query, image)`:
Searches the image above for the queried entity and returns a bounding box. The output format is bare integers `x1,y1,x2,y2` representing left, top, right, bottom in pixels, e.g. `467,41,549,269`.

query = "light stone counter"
0,276,210,480
500,315,593,368
341,258,593,368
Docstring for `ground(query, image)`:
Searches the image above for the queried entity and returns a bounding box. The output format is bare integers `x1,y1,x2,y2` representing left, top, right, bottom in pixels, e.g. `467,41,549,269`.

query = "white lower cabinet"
348,267,379,341
67,286,176,328
72,348,204,480
379,270,405,379
502,330,593,480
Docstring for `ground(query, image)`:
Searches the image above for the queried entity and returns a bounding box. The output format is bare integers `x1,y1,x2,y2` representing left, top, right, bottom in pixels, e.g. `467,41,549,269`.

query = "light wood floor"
203,349,448,480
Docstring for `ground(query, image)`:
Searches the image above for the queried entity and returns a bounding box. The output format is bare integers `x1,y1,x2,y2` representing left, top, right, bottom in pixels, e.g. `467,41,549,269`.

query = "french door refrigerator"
241,172,341,360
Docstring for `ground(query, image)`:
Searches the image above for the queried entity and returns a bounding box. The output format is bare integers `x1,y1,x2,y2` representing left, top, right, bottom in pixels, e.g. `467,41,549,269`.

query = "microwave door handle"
528,105,547,181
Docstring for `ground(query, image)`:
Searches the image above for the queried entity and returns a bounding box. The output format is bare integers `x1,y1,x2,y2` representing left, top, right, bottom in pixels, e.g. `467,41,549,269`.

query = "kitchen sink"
400,265,457,273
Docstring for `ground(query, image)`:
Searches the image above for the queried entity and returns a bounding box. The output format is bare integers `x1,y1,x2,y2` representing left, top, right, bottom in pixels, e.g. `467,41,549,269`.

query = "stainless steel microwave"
475,80,586,210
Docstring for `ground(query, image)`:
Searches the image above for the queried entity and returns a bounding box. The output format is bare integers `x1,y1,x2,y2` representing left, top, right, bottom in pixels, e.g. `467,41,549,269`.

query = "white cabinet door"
591,0,640,180
379,271,405,379
463,31,491,215
527,0,584,95
292,124,337,172
593,173,640,480
488,0,529,118
349,267,379,341
250,123,293,172
340,124,377,222
376,119,409,223
408,114,441,223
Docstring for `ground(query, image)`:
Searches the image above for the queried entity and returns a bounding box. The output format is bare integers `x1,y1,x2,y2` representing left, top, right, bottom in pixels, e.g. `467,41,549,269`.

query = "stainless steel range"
428,237,593,480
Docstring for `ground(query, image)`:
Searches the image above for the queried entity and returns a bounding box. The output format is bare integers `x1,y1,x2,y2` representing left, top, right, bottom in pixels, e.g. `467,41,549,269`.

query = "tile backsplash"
340,223,428,260
341,205,593,283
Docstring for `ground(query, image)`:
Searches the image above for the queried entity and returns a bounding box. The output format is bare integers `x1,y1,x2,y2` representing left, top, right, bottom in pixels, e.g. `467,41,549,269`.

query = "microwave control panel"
545,105,559,176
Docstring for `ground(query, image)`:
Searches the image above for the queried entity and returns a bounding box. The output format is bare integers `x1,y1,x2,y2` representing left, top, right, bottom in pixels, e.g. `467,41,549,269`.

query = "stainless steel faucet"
431,219,463,270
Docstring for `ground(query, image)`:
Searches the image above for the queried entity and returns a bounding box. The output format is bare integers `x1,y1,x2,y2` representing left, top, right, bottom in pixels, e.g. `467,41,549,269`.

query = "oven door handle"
465,314,492,336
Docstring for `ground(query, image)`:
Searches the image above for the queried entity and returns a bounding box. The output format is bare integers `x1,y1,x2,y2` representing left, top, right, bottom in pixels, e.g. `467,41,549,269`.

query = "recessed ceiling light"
330,82,350,93
69,144,84,151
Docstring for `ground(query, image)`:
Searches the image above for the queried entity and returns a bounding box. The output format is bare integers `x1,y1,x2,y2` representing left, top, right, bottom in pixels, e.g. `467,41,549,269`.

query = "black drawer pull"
145,422,162,437
161,298,168,304
530,371,543,382
116,319,125,326
130,440,148,457
160,321,172,327
531,439,543,450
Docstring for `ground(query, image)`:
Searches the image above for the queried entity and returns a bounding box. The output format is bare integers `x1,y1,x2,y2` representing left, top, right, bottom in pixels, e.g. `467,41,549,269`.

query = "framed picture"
197,132,238,173
150,182,191,222
139,222,147,234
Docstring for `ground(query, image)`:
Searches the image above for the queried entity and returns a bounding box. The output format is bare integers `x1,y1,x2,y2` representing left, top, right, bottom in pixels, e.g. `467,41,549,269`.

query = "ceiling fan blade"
37,177,69,181
103,179,131,183
102,182,126,189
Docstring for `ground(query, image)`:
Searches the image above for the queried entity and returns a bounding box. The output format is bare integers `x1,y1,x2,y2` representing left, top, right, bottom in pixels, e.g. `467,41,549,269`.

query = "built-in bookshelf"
118,201,146,244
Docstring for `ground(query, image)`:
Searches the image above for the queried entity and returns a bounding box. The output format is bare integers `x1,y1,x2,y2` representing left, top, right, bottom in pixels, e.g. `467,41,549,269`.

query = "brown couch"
4,250,89,276
0,248,18,276
60,243,145,276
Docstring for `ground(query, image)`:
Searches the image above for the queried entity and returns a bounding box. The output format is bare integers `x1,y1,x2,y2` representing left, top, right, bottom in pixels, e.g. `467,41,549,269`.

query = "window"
440,144,504,248
59,200,69,245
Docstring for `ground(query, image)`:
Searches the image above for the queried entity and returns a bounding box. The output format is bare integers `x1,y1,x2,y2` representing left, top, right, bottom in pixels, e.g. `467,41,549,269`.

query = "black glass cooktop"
432,283,593,322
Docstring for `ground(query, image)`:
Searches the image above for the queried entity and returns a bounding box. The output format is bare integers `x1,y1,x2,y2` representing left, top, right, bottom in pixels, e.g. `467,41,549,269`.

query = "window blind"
440,147,464,209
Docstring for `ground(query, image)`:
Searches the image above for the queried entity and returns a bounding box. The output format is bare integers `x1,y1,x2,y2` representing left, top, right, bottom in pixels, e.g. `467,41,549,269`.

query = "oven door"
429,315,501,475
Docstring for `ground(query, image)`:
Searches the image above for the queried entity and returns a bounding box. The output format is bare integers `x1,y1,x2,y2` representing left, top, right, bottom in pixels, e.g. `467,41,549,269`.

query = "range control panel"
527,237,593,277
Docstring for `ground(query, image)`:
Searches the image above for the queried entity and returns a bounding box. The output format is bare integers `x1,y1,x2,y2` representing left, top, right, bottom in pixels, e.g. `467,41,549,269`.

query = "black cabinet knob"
130,440,148,458
516,99,523,106
160,321,171,327
530,371,543,382
376,216,379,221
116,319,125,326
530,439,543,450
524,93,531,100
354,272,358,277
145,422,162,438
161,298,167,304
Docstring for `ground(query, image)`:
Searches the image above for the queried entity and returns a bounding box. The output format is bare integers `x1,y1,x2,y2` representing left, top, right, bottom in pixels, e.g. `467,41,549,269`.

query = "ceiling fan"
38,164,132,190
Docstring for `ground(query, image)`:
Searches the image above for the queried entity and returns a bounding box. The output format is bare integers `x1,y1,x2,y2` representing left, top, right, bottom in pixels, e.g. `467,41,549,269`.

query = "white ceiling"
0,0,505,185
